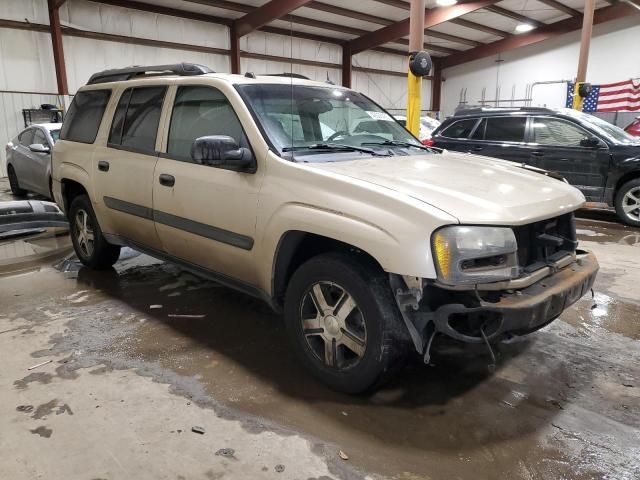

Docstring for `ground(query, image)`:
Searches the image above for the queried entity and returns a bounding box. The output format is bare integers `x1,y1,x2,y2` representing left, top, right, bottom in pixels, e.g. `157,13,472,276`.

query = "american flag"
566,79,640,112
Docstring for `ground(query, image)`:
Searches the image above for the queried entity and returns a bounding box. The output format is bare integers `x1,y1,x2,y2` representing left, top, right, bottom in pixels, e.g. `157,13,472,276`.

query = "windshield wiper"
282,143,388,156
361,140,433,151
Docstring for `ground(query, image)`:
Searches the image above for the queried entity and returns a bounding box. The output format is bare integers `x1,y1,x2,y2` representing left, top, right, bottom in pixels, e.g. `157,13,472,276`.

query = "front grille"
513,213,577,273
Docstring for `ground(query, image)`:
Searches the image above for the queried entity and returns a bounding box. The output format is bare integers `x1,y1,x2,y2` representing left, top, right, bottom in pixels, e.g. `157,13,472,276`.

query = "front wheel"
615,179,640,227
284,253,408,394
69,195,121,269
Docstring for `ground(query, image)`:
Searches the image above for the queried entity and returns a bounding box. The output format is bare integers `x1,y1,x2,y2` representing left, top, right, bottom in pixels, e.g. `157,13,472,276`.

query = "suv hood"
309,151,585,225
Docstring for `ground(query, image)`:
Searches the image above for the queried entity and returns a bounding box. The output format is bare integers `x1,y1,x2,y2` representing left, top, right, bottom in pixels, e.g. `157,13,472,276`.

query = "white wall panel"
242,32,341,65
63,36,230,92
441,16,640,116
1,0,49,24
0,28,56,92
60,0,229,50
240,57,341,84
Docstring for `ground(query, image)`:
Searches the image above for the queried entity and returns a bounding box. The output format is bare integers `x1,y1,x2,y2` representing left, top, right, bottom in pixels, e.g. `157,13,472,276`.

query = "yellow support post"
572,82,585,111
407,71,422,136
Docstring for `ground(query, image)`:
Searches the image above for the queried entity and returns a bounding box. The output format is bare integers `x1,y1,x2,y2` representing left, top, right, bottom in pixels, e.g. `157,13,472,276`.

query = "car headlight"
431,226,519,285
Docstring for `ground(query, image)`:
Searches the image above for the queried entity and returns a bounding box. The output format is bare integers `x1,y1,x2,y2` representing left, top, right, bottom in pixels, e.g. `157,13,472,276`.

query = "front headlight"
432,226,519,285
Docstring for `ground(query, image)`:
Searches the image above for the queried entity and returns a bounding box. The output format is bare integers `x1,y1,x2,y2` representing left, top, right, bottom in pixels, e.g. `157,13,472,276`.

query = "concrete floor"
1,178,639,480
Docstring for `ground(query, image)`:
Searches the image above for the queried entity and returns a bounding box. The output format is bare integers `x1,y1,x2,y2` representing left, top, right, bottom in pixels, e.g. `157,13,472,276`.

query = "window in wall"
60,89,111,143
531,117,588,146
483,117,526,142
167,86,248,161
441,119,478,139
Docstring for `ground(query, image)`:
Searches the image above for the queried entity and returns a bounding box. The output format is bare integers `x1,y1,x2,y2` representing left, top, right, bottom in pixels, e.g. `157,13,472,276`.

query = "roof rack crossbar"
87,63,213,85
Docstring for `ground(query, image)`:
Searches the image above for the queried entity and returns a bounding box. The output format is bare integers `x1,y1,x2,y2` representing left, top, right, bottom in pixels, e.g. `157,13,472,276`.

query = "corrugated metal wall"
0,0,433,176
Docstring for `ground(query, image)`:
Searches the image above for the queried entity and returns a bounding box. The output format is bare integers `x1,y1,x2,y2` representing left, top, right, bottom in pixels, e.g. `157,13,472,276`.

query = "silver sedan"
5,123,62,199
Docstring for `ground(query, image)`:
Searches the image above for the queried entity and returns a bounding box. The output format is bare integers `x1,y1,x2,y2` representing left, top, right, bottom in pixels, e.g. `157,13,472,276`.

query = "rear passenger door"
92,85,166,250
527,116,609,201
152,84,262,285
468,116,530,164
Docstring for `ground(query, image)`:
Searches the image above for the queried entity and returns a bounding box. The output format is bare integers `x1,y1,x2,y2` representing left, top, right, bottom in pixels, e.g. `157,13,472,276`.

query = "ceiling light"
436,0,458,6
515,23,535,33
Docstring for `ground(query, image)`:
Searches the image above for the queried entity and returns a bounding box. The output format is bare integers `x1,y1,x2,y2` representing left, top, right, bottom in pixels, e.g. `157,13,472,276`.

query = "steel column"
47,0,68,95
406,0,425,136
576,0,595,83
342,43,352,88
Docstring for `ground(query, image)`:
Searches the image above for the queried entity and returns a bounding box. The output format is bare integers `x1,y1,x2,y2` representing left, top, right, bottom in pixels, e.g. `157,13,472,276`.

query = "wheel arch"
60,178,89,214
614,169,640,199
271,230,384,310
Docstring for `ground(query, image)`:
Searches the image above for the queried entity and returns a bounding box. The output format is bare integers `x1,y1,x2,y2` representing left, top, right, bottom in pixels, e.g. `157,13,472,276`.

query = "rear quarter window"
440,118,478,139
60,89,111,144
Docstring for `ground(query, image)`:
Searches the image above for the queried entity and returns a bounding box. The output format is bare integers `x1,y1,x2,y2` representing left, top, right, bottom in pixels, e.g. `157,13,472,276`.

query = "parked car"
52,64,598,393
6,123,61,199
430,107,640,226
625,117,640,137
393,115,440,142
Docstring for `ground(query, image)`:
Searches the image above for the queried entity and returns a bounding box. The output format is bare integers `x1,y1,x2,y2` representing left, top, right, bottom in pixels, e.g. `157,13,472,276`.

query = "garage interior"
1,0,639,479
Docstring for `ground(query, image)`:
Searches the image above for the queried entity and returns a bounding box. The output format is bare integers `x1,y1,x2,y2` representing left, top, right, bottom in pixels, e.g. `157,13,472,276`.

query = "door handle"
470,146,483,152
531,151,545,157
98,160,110,172
159,174,175,187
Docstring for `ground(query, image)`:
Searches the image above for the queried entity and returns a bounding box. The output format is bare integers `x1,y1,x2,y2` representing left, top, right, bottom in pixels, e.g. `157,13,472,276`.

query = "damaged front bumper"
392,251,599,354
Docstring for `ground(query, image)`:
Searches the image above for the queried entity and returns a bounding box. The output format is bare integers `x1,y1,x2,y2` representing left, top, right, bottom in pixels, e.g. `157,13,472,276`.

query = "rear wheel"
284,252,408,394
69,195,121,269
615,179,640,227
7,165,26,196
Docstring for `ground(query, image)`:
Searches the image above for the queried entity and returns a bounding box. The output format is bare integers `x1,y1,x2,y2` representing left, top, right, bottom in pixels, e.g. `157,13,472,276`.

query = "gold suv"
53,63,598,393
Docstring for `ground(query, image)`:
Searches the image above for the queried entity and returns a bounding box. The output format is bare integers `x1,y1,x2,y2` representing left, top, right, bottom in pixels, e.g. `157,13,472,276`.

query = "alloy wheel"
622,186,640,222
300,281,367,370
74,208,95,258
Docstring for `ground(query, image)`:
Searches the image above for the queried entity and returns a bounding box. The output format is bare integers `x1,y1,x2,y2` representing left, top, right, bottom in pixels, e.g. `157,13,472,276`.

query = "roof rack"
87,63,213,85
453,106,554,116
263,73,310,80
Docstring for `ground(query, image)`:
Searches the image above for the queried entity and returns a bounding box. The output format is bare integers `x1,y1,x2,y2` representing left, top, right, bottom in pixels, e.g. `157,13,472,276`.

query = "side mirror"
29,143,50,154
190,135,254,171
580,137,601,148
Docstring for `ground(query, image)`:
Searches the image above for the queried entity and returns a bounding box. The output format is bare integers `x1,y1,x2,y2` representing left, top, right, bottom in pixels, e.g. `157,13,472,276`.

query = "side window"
167,86,248,161
440,119,477,139
471,118,486,140
19,129,34,147
60,89,111,143
531,117,589,146
108,86,166,153
32,129,48,146
484,117,526,142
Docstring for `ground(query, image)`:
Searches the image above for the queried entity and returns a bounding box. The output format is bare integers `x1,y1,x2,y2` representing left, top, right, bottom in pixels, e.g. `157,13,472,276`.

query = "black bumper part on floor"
432,252,599,343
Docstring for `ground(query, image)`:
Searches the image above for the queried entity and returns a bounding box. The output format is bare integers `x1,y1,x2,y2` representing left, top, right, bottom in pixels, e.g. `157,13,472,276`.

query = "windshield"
238,84,422,158
561,109,639,145
50,130,60,143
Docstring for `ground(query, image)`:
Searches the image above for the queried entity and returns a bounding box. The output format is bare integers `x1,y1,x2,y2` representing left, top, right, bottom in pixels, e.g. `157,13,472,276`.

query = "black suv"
430,107,640,226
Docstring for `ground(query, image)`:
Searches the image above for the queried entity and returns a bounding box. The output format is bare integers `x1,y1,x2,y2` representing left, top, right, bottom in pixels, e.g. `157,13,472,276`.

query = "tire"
284,252,409,394
69,195,121,269
7,165,26,196
615,179,640,227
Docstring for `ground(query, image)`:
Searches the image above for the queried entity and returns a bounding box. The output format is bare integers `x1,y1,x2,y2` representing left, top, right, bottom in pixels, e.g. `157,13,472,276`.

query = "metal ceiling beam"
233,0,313,37
425,29,481,47
449,18,510,37
536,0,581,17
89,0,232,24
348,0,501,54
484,5,545,27
441,2,637,68
369,0,410,10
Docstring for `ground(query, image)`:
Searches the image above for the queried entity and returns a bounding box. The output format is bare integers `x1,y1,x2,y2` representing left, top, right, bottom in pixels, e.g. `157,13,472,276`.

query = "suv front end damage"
391,213,599,361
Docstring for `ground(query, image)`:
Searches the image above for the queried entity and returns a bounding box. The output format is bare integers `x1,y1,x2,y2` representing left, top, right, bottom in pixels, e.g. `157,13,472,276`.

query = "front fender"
256,201,440,296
